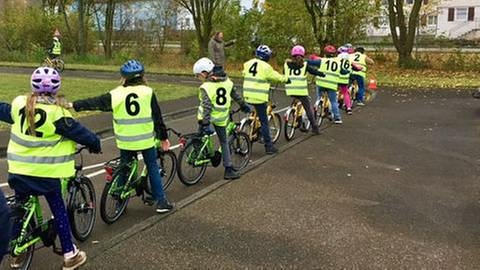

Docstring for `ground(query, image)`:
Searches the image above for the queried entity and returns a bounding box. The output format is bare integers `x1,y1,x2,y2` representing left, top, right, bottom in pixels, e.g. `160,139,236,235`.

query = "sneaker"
142,195,155,206
346,109,352,115
10,253,27,268
356,102,365,106
265,145,278,155
63,250,87,270
155,200,175,213
224,167,240,180
334,119,343,124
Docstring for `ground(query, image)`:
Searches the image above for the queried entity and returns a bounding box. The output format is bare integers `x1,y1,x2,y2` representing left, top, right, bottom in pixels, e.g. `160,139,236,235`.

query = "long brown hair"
25,93,69,136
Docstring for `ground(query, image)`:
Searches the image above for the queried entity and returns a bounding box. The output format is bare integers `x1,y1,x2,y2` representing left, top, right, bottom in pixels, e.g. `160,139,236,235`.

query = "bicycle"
41,55,65,73
239,100,282,145
100,138,177,224
177,109,252,186
1,147,95,270
314,90,333,129
284,98,311,141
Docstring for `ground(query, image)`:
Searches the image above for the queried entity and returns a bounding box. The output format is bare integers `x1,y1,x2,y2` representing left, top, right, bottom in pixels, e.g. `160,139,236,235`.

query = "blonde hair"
25,93,69,136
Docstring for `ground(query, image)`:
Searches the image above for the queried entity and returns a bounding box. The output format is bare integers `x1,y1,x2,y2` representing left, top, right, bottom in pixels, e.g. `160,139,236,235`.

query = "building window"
427,15,437,26
448,8,454,21
468,7,475,21
455,7,468,21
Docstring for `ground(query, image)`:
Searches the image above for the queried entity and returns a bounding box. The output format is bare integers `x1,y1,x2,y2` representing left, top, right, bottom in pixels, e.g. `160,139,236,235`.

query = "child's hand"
161,139,171,151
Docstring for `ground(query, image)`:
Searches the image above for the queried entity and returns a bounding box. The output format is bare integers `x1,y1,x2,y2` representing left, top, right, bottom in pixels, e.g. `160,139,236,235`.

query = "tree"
176,0,223,56
386,0,423,67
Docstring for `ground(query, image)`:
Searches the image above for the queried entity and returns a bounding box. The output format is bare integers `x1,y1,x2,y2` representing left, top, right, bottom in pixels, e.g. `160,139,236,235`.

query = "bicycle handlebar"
74,146,88,155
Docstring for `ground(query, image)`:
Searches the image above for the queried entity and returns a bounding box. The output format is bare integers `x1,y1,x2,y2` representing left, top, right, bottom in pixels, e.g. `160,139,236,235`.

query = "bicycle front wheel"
269,113,282,143
68,176,96,242
177,138,208,186
100,173,129,224
284,109,296,141
229,131,251,171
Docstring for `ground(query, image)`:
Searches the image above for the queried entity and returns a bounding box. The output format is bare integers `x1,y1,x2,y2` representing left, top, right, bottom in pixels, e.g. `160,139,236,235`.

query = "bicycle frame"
11,196,46,256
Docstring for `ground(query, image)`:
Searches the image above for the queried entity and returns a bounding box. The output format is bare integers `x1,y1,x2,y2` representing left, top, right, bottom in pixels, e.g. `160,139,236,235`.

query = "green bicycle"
1,147,96,270
100,137,177,224
177,109,252,186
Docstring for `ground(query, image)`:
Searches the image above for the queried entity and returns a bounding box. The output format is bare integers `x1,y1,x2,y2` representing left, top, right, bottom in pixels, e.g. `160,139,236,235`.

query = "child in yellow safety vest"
194,57,251,180
284,45,326,134
71,60,174,213
0,67,101,270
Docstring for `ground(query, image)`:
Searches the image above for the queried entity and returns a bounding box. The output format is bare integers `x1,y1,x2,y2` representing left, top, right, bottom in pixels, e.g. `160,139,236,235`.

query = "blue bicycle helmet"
120,60,144,80
255,45,272,61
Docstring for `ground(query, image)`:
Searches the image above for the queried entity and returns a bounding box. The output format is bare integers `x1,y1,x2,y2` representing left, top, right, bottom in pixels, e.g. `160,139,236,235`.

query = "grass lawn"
0,73,198,129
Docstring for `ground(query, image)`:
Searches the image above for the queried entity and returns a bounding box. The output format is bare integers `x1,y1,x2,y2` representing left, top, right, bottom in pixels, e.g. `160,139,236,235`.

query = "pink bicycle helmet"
291,45,305,57
31,67,61,95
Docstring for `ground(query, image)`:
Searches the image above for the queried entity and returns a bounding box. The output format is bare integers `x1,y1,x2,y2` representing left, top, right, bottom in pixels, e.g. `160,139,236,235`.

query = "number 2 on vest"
19,107,46,137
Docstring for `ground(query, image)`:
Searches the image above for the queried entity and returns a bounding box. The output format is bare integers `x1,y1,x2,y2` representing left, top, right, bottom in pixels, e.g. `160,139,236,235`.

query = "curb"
88,115,343,259
0,106,198,158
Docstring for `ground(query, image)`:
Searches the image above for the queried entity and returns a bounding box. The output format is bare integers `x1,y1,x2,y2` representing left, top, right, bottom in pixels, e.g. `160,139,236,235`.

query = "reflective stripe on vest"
284,61,308,96
351,53,367,78
7,95,76,178
110,85,155,151
197,79,233,127
338,58,352,85
242,59,272,104
316,57,342,91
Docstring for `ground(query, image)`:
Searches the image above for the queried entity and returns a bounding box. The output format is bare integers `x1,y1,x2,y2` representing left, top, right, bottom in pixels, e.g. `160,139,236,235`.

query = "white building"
368,0,480,40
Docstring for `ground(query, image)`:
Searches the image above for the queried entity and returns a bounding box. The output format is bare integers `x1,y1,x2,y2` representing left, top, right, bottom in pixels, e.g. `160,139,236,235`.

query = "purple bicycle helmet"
31,67,61,95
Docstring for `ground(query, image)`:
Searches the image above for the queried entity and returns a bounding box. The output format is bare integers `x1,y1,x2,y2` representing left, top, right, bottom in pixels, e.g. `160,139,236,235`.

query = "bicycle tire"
315,100,326,128
68,176,96,242
177,138,207,186
157,150,177,190
229,131,251,171
284,109,296,141
239,118,257,143
53,59,65,72
40,58,49,68
2,208,36,270
269,113,282,143
100,170,130,224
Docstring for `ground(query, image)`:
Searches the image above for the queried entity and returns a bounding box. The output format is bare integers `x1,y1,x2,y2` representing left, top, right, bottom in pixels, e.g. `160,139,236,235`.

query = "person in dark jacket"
71,60,174,213
0,67,100,270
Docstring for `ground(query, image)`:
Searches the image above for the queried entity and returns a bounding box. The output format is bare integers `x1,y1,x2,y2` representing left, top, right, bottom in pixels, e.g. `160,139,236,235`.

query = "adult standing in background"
208,32,236,73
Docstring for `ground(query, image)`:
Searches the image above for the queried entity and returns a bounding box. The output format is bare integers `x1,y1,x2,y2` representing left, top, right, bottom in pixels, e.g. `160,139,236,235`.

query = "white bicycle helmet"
193,57,215,74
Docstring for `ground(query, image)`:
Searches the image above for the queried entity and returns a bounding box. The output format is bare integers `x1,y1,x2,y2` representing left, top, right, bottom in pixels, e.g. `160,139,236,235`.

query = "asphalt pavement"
84,88,480,269
1,87,480,269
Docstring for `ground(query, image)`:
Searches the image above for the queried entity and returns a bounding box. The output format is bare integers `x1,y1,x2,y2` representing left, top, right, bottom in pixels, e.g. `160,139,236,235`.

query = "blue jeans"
350,74,365,102
197,124,232,168
8,174,74,255
120,147,166,203
0,189,12,264
250,103,273,148
317,87,341,121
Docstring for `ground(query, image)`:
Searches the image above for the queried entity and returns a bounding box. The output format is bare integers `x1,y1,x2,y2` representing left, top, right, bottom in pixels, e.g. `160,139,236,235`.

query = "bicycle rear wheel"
229,131,251,171
100,168,130,224
52,59,65,72
269,113,282,143
284,109,296,141
157,150,177,190
177,138,207,186
68,176,96,242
